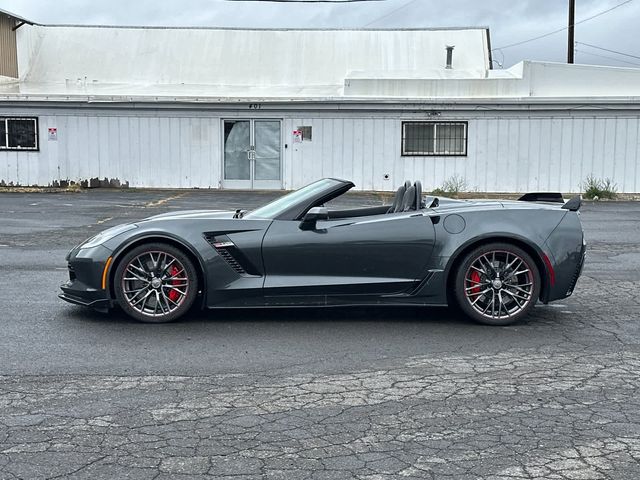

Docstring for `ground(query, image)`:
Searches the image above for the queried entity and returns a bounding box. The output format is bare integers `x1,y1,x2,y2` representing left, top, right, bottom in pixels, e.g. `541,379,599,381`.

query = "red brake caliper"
470,271,482,295
168,265,181,302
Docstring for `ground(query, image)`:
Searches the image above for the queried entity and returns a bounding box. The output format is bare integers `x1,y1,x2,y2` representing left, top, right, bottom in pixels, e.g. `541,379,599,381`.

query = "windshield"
244,178,343,220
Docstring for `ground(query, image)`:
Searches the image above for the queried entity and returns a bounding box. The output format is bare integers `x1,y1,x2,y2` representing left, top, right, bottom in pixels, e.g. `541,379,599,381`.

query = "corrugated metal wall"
0,114,221,188
0,15,18,78
1,108,639,193
284,113,640,193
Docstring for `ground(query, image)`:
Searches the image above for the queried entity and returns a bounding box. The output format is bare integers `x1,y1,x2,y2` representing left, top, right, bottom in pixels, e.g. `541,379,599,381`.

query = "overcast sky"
2,0,639,69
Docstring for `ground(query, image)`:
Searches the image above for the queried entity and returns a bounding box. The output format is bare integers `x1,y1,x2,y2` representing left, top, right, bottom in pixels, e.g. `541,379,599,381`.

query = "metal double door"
222,119,282,189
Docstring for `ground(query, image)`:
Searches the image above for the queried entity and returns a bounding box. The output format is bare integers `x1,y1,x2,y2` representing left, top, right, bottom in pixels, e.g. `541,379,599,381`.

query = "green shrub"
431,175,468,198
583,175,617,200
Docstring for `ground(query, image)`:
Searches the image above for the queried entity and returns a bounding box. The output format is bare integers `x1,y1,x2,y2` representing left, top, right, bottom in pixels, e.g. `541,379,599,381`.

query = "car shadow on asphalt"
63,304,479,327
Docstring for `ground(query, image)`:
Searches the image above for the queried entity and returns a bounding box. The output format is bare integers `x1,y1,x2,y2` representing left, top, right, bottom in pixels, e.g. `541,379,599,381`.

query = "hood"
139,210,236,222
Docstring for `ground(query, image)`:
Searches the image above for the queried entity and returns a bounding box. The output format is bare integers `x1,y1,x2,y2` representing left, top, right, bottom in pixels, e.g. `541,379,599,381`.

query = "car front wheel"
454,243,541,326
113,243,198,323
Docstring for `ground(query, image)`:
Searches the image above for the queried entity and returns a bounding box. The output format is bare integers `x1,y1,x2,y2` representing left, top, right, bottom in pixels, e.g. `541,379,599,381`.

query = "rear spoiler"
518,192,582,211
518,192,564,203
561,196,582,212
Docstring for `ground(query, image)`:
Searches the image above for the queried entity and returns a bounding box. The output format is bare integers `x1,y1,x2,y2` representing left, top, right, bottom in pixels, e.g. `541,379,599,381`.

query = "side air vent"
216,248,247,275
203,233,260,277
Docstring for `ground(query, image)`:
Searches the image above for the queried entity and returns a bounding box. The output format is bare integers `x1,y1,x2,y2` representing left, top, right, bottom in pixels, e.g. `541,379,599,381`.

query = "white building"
1,8,640,193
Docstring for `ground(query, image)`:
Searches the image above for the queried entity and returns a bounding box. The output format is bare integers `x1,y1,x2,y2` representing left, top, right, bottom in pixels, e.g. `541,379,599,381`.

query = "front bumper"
58,292,111,312
59,244,113,312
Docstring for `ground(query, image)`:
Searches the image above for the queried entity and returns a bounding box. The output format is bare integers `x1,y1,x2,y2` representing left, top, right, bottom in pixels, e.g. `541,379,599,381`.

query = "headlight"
79,224,137,249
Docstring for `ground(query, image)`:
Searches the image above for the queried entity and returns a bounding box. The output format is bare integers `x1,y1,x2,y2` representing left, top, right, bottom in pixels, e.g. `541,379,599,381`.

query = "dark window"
298,126,312,141
402,121,467,156
0,118,39,151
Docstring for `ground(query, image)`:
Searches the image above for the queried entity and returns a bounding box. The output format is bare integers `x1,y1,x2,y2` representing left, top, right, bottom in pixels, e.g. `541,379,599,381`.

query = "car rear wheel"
113,243,198,323
453,243,541,326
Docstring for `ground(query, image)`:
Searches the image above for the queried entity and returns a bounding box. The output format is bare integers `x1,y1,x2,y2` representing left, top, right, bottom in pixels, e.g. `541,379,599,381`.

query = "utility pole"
568,0,576,63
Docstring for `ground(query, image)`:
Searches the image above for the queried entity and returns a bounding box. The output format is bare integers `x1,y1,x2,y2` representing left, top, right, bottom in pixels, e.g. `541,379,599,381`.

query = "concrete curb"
0,186,639,201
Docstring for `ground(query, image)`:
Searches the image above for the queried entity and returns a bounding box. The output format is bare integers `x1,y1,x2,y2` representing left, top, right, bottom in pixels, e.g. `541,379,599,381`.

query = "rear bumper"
542,211,586,303
544,237,586,303
566,244,586,297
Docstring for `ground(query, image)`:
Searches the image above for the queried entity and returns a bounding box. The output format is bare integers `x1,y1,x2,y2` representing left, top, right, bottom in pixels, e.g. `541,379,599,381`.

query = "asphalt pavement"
0,189,639,479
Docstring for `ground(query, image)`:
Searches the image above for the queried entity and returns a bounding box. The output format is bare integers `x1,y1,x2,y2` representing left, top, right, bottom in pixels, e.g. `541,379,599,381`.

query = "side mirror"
299,206,329,230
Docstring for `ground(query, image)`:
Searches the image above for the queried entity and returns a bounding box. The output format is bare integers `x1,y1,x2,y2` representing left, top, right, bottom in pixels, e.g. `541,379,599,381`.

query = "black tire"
453,242,541,326
113,242,199,323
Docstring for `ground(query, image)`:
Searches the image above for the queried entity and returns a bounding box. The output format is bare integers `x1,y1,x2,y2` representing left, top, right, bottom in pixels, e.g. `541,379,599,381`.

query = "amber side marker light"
102,257,113,290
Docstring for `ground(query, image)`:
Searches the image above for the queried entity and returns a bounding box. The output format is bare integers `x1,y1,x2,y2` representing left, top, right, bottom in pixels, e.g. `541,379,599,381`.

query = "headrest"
389,184,407,213
414,181,422,209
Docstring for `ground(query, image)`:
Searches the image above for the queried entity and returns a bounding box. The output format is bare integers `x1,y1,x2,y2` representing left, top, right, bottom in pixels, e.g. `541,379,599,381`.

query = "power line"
576,49,640,66
493,0,636,51
363,0,421,27
576,41,640,61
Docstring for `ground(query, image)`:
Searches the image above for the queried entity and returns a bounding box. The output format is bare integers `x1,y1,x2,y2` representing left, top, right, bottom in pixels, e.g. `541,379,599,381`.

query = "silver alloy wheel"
464,250,534,321
121,250,189,318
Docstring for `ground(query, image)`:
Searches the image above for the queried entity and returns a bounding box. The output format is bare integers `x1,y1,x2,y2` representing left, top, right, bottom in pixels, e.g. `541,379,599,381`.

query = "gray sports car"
60,178,585,326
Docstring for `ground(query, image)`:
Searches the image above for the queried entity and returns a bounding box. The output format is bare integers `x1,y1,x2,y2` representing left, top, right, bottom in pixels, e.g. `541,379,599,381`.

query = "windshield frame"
244,178,354,221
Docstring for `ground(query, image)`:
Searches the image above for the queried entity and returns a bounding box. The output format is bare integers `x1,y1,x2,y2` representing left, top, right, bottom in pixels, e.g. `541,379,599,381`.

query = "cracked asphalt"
0,190,639,479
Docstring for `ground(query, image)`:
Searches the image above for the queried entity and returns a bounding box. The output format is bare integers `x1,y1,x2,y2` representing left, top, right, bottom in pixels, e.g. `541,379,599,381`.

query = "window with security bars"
0,117,39,151
402,121,467,156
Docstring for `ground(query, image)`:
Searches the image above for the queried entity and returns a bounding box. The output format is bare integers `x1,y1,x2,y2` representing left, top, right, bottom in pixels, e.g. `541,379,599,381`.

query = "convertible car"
60,178,585,325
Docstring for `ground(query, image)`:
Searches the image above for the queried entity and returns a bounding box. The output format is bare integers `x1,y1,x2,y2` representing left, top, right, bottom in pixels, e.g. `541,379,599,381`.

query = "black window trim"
297,125,312,142
401,120,468,157
0,117,40,151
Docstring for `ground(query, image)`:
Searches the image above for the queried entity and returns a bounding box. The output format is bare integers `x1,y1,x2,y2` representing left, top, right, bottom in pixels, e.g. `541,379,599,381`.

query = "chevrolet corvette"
60,178,585,325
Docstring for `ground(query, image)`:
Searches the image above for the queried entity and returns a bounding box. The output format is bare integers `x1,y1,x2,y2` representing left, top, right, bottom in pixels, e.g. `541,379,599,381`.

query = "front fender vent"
204,234,260,277
217,248,246,275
